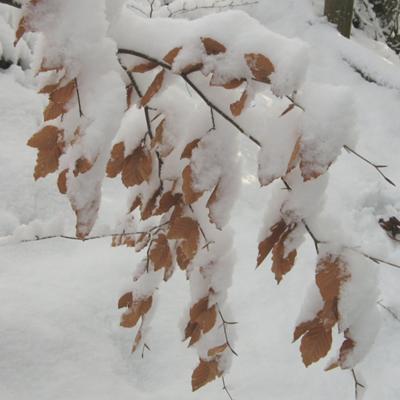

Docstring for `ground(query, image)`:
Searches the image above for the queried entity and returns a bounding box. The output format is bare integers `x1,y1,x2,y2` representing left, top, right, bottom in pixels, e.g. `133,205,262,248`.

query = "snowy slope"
1,1,400,399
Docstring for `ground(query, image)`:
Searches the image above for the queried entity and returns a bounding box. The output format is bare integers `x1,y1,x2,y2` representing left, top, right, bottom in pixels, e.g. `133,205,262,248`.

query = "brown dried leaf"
182,165,203,204
245,53,275,83
27,125,61,150
300,324,332,367
34,147,61,180
122,146,153,187
316,255,349,303
192,359,220,392
120,296,152,328
208,343,228,357
155,191,181,215
293,318,319,342
130,62,158,73
180,63,203,75
181,139,200,159
271,224,297,284
14,17,26,45
131,328,143,353
118,292,133,309
50,80,75,104
39,83,60,94
141,188,161,220
195,305,217,334
287,137,301,174
43,101,65,121
150,234,172,271
107,142,125,178
73,157,92,177
141,70,165,107
57,169,68,194
206,183,220,228
230,91,248,117
201,37,226,55
167,216,199,241
257,219,287,267
163,47,182,65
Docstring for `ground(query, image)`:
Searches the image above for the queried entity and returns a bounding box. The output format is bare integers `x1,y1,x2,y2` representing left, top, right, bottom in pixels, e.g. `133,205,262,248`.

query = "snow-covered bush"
16,0,390,393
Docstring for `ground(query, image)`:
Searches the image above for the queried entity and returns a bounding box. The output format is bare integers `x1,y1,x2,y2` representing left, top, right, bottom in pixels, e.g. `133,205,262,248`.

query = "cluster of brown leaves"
293,254,352,368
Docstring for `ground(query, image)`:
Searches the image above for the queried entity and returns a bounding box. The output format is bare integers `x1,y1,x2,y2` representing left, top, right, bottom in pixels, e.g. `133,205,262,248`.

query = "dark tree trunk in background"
325,0,355,37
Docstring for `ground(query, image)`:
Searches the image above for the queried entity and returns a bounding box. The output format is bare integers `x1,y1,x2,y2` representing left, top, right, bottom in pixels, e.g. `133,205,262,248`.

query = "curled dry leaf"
154,191,181,215
206,183,221,228
280,103,295,117
257,219,287,267
245,53,275,83
201,37,226,55
286,137,301,174
141,70,165,107
118,292,133,309
14,17,26,45
192,359,221,392
57,169,68,194
230,91,248,117
210,75,245,89
34,147,62,180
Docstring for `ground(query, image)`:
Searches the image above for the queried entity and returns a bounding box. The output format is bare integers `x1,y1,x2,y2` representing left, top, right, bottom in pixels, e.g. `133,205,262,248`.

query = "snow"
1,0,400,399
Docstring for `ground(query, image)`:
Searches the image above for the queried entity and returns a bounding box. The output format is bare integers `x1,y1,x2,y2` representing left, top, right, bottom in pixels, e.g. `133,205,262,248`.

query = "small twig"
149,0,156,18
141,343,151,358
222,376,234,400
208,107,216,132
344,145,395,186
126,3,148,17
74,78,84,118
117,48,261,147
351,368,365,400
302,219,326,254
217,306,238,357
377,301,400,322
349,248,400,270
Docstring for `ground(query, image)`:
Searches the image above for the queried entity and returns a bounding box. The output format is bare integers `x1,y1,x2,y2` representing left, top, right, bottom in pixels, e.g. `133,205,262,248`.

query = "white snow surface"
1,1,400,399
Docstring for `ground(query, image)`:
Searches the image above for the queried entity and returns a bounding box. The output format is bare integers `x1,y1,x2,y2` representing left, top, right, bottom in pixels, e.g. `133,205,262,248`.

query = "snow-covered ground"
1,1,400,399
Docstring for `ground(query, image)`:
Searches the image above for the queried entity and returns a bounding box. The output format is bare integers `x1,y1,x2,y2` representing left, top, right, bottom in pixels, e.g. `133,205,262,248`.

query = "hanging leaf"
141,70,165,107
120,296,152,328
257,219,287,267
27,125,62,150
300,324,332,367
73,157,92,177
207,343,228,357
34,147,61,180
43,101,65,121
57,169,68,194
230,91,248,117
121,146,153,187
181,139,200,159
163,47,182,65
107,142,125,178
180,63,203,75
271,224,297,284
50,80,75,104
182,166,203,204
130,62,158,73
192,359,221,392
150,234,172,271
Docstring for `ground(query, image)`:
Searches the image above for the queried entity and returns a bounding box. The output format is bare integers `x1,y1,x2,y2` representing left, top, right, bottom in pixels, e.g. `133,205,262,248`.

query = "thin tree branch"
141,343,151,358
351,368,365,400
377,300,400,322
74,78,84,118
222,376,234,400
117,48,261,147
217,306,238,357
302,219,326,254
344,145,395,186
